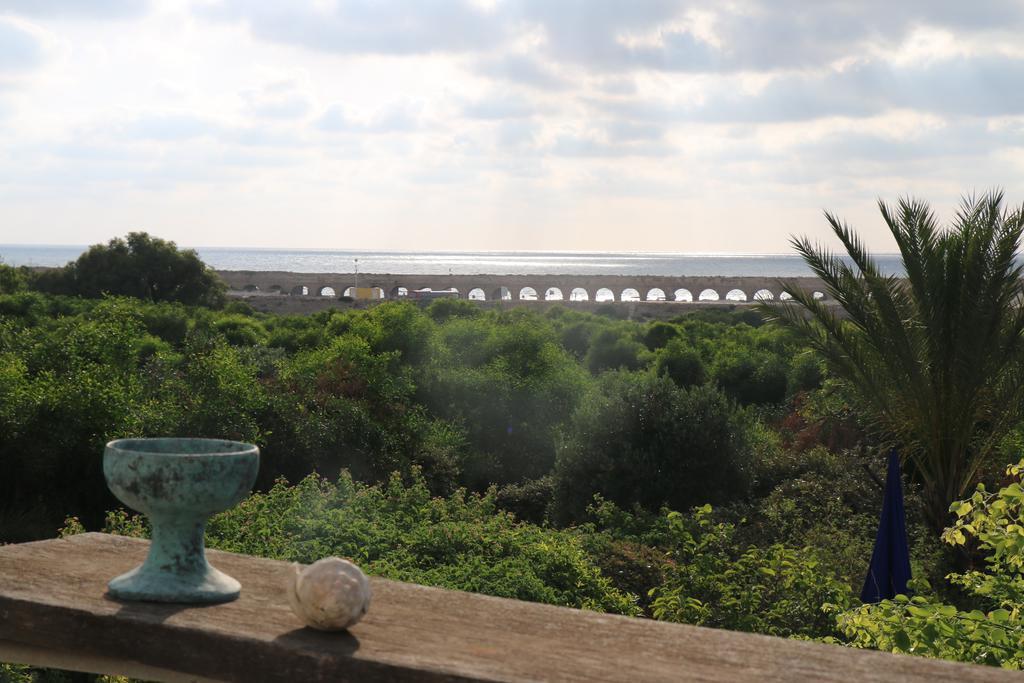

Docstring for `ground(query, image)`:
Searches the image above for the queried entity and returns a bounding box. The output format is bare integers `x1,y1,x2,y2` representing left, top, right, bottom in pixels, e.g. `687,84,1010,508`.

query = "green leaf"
907,605,933,618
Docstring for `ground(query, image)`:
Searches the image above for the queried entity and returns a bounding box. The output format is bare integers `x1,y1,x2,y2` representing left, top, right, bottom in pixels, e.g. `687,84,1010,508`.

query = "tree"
655,338,706,388
423,314,586,488
764,191,1024,534
552,372,754,523
0,262,28,294
585,327,648,373
35,232,226,307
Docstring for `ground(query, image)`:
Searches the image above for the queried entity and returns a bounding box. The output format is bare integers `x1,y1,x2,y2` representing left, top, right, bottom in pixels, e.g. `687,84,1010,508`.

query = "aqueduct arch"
217,272,832,306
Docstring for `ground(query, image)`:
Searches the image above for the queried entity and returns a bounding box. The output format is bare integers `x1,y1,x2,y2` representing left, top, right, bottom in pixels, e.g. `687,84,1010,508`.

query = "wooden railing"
0,533,1014,682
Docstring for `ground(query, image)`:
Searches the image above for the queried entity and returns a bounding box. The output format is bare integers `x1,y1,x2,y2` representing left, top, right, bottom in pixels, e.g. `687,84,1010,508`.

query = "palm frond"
769,191,1024,533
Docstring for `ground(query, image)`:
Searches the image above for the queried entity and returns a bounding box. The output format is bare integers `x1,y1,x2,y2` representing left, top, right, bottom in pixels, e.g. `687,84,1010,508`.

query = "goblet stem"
142,514,209,579
108,513,241,603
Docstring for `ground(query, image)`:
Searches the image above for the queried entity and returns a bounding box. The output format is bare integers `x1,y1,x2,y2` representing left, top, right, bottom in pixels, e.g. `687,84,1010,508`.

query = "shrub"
427,297,481,323
835,460,1024,668
789,350,824,393
83,470,640,616
265,315,324,352
559,320,596,359
0,262,28,294
347,302,436,367
495,476,554,524
552,372,755,522
585,327,647,373
139,302,191,345
211,314,269,346
711,351,788,405
422,314,586,487
0,300,154,531
260,334,458,488
649,505,853,638
643,321,680,350
655,338,706,388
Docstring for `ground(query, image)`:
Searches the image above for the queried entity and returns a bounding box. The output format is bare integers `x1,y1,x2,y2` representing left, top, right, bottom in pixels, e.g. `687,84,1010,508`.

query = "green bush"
140,336,267,443
138,302,191,344
427,297,481,323
835,460,1024,668
559,320,596,359
346,302,436,367
0,300,153,532
712,351,788,405
649,505,853,638
495,475,554,524
85,470,640,616
789,351,824,393
643,321,680,350
655,338,706,388
0,262,28,294
423,313,586,487
552,372,755,522
734,445,891,589
266,314,325,352
0,663,107,682
211,314,269,346
260,333,460,490
585,327,648,373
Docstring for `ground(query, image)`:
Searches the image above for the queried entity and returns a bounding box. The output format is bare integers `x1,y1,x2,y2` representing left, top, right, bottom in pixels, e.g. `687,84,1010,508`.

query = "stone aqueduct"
218,270,830,303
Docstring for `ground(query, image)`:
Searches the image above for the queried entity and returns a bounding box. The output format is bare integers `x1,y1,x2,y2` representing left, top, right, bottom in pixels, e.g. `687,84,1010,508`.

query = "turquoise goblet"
103,438,260,603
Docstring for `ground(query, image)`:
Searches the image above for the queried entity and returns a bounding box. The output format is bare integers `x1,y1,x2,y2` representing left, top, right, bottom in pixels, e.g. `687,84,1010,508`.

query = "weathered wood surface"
0,533,1015,682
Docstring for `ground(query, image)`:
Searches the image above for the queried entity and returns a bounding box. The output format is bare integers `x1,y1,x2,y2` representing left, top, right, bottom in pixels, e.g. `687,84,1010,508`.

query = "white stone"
286,557,371,631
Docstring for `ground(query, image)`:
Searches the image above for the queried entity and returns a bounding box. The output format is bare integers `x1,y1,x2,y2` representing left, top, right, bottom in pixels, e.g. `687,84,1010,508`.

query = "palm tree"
763,191,1024,534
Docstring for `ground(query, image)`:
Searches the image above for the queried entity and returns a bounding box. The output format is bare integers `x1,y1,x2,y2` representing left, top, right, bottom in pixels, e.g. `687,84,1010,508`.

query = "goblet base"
108,562,241,604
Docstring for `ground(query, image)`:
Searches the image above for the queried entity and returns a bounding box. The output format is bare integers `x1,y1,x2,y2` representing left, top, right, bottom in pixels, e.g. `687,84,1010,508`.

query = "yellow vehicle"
352,287,379,300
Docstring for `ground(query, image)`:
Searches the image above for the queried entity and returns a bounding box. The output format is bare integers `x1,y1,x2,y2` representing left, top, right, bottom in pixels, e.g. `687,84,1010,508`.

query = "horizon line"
0,243,906,258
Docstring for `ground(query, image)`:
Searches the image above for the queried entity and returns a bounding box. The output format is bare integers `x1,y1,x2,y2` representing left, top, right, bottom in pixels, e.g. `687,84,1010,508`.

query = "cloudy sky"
2,0,1024,252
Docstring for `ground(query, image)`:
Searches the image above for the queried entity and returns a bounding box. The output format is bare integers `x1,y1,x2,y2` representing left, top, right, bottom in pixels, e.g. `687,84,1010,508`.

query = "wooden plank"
0,533,1014,682
0,639,220,683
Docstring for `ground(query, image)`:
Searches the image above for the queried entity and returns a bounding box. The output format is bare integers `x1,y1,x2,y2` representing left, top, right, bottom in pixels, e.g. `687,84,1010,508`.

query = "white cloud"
0,17,50,72
118,112,224,140
682,56,1024,122
461,92,540,119
241,77,314,120
0,0,149,19
474,53,570,91
316,101,421,133
203,0,505,55
549,127,673,158
3,0,1024,251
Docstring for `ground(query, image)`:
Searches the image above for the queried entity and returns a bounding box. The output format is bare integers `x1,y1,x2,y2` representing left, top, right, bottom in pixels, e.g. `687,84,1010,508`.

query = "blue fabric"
860,449,912,603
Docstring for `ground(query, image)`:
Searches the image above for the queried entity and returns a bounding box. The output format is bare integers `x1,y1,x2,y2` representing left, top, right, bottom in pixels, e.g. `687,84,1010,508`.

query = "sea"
0,245,906,277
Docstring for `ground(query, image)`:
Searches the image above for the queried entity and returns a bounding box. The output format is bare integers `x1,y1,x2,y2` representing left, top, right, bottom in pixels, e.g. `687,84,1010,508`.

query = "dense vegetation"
768,192,1024,534
5,211,1024,678
30,232,226,307
0,285,819,543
